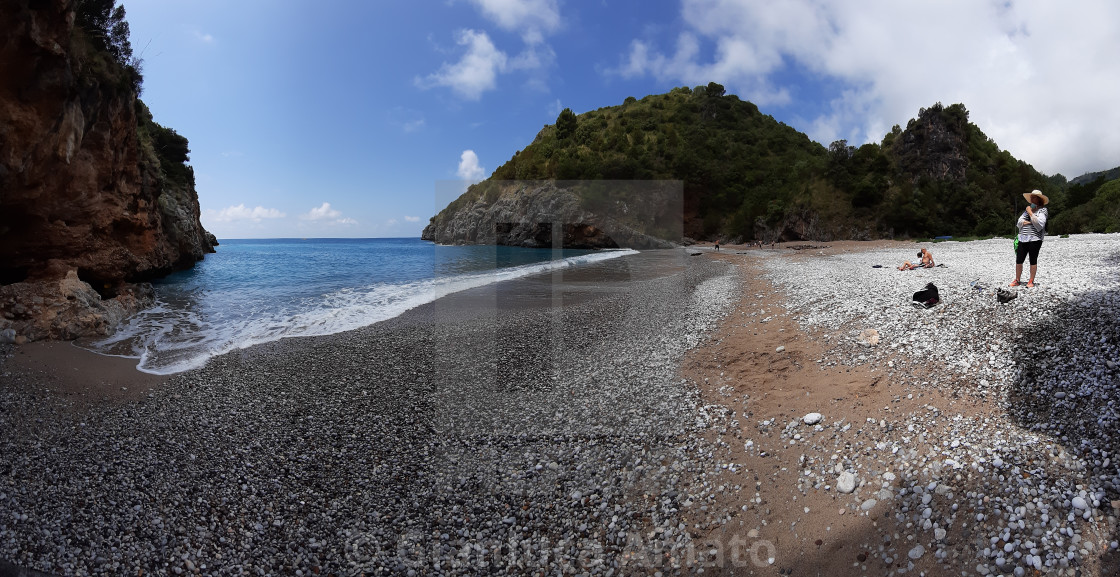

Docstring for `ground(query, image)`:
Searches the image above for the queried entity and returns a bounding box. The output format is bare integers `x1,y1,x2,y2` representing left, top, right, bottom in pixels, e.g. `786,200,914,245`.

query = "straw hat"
1023,189,1049,205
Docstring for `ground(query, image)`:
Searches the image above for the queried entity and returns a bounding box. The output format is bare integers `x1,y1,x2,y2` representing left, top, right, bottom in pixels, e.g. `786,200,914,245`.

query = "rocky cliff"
421,181,680,249
890,102,970,185
0,0,216,342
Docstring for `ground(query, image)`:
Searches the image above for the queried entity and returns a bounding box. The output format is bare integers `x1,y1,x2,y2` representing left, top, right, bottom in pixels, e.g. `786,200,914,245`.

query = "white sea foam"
86,249,638,375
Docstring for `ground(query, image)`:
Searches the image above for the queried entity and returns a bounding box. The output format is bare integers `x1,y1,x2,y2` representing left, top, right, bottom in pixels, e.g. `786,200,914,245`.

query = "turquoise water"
86,238,635,374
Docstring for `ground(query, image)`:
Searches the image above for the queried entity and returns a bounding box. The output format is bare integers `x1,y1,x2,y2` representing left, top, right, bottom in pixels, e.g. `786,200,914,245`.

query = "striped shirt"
1017,207,1048,242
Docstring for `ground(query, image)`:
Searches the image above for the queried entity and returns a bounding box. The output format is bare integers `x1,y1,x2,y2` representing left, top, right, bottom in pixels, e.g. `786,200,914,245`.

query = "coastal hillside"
425,86,1120,246
0,0,216,342
1052,167,1120,233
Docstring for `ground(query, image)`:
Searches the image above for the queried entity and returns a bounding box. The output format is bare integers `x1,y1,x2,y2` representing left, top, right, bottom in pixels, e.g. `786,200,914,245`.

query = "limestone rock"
0,0,215,341
0,271,153,341
421,181,679,249
857,329,880,347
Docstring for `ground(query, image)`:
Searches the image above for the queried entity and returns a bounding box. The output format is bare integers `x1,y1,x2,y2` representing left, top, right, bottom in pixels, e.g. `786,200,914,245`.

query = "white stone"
837,472,857,494
1072,496,1088,510
803,412,823,425
908,545,925,560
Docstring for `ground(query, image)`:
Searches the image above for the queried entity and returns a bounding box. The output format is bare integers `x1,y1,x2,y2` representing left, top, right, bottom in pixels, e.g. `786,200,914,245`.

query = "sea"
83,238,636,375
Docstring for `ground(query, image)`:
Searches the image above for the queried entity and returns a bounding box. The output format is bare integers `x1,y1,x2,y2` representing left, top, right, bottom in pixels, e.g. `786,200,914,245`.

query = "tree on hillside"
556,108,578,140
706,82,726,97
77,0,133,65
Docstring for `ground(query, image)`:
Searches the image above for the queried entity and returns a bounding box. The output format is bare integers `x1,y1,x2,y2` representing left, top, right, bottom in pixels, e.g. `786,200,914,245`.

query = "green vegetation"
74,0,143,94
1049,177,1120,233
444,88,1120,242
136,101,194,190
486,84,825,240
72,1,194,192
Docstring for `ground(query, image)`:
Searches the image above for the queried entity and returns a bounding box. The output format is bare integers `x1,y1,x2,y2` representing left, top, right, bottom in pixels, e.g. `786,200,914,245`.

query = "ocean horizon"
82,238,637,375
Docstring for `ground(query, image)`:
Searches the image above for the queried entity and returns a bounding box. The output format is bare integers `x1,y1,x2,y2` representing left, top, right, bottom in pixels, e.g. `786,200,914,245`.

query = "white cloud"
616,0,1120,177
469,0,560,44
419,1,562,99
206,204,285,222
457,150,485,182
303,202,342,221
404,216,421,222
301,202,357,225
192,30,215,43
417,29,507,100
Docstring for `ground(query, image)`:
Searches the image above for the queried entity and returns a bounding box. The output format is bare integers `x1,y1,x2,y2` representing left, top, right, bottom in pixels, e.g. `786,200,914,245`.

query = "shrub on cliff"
74,0,142,94
136,101,195,190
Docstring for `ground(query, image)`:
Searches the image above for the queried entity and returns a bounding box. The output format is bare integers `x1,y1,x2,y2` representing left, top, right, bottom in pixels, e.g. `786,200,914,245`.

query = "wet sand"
1,341,167,407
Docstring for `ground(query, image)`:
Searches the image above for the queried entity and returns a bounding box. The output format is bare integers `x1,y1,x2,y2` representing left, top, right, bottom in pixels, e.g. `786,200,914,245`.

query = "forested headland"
431,84,1120,243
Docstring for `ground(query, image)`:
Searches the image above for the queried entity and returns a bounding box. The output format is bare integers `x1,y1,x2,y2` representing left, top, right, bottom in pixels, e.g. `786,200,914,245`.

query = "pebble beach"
0,251,736,576
682,234,1120,576
1,235,1119,576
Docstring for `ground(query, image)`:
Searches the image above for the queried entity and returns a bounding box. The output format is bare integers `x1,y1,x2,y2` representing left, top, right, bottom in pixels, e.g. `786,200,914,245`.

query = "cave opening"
77,268,119,299
0,266,29,286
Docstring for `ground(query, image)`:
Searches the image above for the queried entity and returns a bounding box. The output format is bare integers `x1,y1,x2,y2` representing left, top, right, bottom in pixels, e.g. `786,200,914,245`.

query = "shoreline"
0,248,736,575
2,236,1118,575
1,341,168,408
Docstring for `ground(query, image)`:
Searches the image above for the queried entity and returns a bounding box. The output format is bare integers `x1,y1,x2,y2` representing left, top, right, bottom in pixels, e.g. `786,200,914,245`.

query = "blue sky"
124,0,1120,239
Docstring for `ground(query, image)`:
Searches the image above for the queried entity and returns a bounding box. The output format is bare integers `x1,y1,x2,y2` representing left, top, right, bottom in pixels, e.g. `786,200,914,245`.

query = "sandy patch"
677,244,1116,576
0,341,167,411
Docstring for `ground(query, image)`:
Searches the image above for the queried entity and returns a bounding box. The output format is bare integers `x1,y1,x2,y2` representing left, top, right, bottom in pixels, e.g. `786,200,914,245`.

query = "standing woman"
1011,189,1049,288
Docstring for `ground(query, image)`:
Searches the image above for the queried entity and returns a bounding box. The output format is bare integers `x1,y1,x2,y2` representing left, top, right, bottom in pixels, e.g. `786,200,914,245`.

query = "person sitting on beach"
918,248,934,268
898,249,934,270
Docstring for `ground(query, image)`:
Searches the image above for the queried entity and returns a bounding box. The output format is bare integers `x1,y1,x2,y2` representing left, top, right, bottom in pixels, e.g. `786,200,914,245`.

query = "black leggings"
1016,240,1042,265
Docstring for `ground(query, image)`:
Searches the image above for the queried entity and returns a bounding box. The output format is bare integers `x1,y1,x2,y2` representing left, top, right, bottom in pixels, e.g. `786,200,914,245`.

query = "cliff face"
890,103,970,185
421,181,679,249
0,0,216,342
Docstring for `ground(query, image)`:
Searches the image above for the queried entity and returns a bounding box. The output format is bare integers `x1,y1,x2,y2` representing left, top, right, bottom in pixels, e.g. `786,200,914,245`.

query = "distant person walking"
1010,190,1049,288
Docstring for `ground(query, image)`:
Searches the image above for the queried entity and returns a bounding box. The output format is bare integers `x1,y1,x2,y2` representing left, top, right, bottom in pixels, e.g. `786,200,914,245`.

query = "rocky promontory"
421,180,680,249
0,0,215,342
